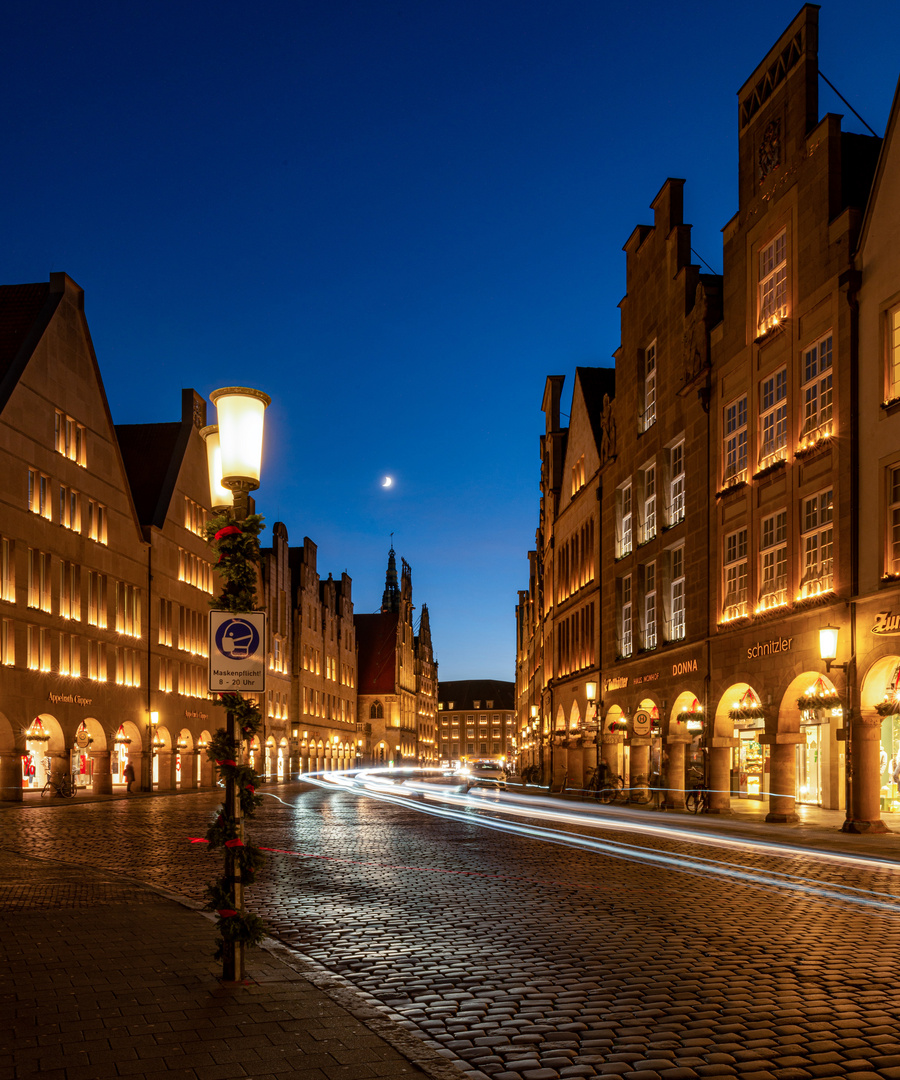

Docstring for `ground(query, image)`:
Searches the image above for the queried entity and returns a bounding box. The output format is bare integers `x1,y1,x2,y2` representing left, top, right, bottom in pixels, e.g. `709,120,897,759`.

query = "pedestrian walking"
124,761,135,793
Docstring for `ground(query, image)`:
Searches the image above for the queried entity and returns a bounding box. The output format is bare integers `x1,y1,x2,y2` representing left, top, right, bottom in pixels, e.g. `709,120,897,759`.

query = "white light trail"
294,770,900,914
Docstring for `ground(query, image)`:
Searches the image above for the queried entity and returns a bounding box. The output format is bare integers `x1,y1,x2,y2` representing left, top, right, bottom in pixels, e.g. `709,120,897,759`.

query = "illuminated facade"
517,6,891,825
437,680,515,765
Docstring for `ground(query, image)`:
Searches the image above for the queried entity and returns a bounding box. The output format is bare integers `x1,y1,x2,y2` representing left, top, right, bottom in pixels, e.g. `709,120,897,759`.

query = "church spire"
381,545,400,613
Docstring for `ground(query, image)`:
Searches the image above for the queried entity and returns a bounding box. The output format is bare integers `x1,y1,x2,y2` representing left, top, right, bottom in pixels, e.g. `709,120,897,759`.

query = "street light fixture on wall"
819,624,848,672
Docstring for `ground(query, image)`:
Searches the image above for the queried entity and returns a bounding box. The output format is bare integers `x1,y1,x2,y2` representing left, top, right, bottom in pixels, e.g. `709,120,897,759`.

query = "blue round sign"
214,617,260,660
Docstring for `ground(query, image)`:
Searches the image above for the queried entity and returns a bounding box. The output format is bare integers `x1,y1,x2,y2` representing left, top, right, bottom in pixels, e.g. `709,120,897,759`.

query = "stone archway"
709,683,756,815
664,691,703,809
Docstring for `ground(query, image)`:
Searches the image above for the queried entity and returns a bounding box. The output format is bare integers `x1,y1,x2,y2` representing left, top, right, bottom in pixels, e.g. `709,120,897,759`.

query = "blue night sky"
3,1,898,681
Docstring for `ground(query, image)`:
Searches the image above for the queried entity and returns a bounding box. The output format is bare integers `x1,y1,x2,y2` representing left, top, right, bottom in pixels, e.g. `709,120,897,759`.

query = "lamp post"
818,623,853,827
204,386,269,983
586,681,599,771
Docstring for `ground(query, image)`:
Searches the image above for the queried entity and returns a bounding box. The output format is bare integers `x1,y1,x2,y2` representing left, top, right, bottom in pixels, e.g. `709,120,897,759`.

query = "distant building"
437,680,515,765
356,548,437,766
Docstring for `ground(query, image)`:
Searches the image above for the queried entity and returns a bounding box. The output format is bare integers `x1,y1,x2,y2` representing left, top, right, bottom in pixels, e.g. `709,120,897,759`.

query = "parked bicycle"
685,783,709,814
41,772,77,798
586,766,626,804
520,764,543,786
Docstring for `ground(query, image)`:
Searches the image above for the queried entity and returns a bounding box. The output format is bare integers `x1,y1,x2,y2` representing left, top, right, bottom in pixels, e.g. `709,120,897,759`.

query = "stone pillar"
0,753,24,802
156,751,174,791
551,743,568,791
629,741,650,790
843,713,889,833
91,750,113,795
707,742,735,814
140,749,153,792
664,740,687,810
762,733,804,823
567,745,585,791
200,750,215,788
600,736,620,778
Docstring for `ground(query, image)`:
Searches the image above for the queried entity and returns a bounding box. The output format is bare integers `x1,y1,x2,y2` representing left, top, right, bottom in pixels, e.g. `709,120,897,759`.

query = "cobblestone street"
4,783,900,1080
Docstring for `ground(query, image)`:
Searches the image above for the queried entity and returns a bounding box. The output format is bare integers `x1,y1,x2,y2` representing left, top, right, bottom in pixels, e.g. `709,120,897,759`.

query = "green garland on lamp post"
203,510,268,973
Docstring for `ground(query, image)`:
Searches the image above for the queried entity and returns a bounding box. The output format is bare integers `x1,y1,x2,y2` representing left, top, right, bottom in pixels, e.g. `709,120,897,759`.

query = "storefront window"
880,714,900,814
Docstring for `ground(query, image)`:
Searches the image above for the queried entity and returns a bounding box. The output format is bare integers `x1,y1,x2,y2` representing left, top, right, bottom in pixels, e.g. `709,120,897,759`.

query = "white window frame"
759,510,788,610
887,304,900,403
640,340,657,432
639,462,656,544
799,333,833,446
758,230,787,333
668,441,685,526
889,466,900,576
759,368,788,468
723,528,749,621
619,575,633,658
643,561,657,651
669,545,685,641
723,395,748,486
616,481,633,559
799,489,834,599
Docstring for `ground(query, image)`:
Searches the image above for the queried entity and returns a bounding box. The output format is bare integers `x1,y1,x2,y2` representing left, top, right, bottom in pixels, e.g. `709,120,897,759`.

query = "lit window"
799,489,833,599
59,561,80,620
640,341,657,432
887,304,900,403
1,619,14,666
888,467,900,575
27,549,51,612
759,368,787,467
28,469,51,520
616,481,633,558
55,411,86,466
642,562,657,650
759,510,788,610
87,500,108,544
668,441,685,525
571,454,586,496
669,546,685,641
0,538,14,603
758,230,787,333
723,528,749,621
723,396,748,486
639,463,656,544
618,575,633,658
799,334,833,447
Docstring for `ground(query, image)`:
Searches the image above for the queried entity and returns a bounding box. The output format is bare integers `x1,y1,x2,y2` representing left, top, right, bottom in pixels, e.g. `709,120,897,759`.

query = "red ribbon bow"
224,838,244,848
217,909,238,918
214,525,243,540
215,759,237,767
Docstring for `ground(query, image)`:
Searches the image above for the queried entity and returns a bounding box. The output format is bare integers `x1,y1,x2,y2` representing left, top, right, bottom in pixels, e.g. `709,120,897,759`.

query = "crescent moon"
382,476,393,488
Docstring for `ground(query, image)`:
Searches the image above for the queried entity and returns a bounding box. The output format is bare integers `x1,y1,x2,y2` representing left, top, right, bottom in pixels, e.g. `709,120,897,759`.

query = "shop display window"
880,714,900,814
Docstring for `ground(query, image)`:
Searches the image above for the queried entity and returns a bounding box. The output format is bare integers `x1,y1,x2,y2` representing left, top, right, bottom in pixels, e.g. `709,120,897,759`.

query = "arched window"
370,701,384,719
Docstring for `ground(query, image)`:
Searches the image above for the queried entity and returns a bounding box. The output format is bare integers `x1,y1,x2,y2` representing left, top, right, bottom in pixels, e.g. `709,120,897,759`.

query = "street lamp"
818,622,853,824
206,385,269,983
586,681,599,770
198,424,234,510
819,624,848,673
209,387,270,518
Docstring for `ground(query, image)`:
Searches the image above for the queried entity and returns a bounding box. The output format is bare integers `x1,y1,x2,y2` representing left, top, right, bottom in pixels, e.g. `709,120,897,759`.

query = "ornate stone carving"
758,119,781,183
599,394,616,466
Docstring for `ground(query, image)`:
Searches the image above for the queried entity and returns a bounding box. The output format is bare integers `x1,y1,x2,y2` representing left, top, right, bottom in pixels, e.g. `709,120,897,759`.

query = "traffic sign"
208,611,267,693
